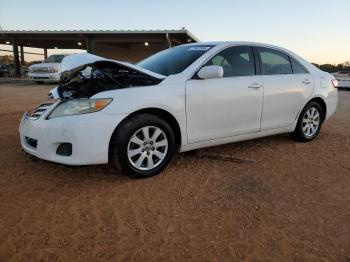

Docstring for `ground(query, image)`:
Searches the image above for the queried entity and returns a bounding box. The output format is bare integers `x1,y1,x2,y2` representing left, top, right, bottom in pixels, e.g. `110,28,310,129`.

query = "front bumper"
28,72,61,82
19,105,128,165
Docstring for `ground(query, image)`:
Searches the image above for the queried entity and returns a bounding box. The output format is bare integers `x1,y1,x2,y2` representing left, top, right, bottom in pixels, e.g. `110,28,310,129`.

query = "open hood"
62,53,165,79
54,53,165,99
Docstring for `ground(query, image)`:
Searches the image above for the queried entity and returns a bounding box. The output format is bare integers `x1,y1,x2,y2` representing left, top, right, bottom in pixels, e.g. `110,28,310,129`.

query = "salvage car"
28,54,69,84
19,42,338,178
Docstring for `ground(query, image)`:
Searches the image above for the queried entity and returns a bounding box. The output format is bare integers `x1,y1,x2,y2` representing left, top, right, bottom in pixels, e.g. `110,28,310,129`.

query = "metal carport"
0,29,199,76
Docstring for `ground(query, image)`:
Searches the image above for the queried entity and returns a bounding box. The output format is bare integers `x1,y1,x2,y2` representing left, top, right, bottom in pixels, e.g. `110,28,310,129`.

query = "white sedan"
19,42,338,178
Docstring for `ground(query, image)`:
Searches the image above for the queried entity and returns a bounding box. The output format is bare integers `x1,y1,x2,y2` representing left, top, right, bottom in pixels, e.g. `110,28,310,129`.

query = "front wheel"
291,102,323,142
110,114,176,178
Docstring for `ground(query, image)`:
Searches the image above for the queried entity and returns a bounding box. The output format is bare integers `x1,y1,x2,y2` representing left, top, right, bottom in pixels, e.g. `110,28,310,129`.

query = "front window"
137,45,214,76
205,46,255,77
44,55,66,63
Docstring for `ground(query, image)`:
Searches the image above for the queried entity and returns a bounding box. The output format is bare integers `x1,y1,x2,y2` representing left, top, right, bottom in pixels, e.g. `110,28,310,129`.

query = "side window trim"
190,45,257,80
252,46,262,75
288,55,293,73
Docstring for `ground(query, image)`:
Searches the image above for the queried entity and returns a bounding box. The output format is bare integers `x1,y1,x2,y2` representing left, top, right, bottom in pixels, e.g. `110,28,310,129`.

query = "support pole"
20,45,25,65
166,33,172,48
85,36,95,54
44,48,48,60
12,38,21,77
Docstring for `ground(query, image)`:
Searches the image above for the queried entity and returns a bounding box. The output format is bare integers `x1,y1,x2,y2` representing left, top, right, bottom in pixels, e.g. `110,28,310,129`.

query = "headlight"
28,67,34,73
48,66,58,73
48,98,112,119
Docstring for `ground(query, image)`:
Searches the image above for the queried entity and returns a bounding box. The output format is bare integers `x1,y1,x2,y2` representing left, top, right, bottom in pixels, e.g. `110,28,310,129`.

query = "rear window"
258,47,293,75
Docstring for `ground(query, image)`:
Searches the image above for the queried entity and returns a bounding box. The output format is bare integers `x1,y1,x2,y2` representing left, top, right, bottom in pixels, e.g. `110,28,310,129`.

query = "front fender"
93,83,187,145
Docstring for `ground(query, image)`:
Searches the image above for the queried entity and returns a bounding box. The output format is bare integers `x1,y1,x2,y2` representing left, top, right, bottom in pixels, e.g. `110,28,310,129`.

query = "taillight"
331,79,339,88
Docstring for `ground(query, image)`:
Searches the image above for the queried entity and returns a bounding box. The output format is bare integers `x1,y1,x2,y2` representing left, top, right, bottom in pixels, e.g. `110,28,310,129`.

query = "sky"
0,0,349,64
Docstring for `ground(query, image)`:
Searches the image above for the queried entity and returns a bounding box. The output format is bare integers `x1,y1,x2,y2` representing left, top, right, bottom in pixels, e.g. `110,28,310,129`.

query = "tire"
110,114,176,178
35,81,44,84
291,101,323,142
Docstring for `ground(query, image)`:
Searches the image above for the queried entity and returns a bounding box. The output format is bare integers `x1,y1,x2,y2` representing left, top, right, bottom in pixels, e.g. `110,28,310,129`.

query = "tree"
311,62,350,73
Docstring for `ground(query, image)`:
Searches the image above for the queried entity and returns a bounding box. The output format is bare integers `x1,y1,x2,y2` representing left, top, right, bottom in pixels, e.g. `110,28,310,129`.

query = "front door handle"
248,83,262,89
302,79,312,84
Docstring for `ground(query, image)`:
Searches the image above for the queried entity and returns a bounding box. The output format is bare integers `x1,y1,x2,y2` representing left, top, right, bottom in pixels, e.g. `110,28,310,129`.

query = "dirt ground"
0,82,349,262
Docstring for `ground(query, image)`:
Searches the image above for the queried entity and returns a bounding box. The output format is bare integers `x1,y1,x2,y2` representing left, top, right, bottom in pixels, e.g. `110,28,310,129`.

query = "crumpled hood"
48,53,165,100
61,53,165,79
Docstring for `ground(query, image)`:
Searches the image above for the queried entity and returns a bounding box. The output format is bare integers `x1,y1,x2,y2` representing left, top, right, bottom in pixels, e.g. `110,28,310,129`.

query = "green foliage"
312,62,350,73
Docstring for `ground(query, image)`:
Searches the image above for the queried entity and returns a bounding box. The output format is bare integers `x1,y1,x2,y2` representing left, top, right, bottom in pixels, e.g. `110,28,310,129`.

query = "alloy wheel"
302,107,320,137
127,126,168,171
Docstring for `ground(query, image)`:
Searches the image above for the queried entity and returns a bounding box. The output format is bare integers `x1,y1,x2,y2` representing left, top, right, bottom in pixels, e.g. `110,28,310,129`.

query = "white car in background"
333,72,350,89
28,54,68,84
19,42,338,178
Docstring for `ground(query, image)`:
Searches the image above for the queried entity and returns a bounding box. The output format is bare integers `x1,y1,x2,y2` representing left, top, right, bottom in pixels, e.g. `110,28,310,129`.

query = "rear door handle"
302,79,312,84
248,83,262,89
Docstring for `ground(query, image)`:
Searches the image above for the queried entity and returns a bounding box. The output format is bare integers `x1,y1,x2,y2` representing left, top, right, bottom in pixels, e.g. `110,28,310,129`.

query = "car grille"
30,102,55,119
33,76,50,79
31,67,50,73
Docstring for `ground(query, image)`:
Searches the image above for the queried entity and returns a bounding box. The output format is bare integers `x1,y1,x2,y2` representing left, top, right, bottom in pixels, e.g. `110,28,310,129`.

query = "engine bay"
56,60,163,99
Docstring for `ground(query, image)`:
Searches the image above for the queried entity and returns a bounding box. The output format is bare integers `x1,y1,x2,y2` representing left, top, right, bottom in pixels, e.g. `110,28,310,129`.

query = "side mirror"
197,65,224,79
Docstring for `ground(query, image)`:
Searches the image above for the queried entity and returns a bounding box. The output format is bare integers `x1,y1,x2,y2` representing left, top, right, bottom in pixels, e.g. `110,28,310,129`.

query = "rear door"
256,47,314,131
186,46,264,143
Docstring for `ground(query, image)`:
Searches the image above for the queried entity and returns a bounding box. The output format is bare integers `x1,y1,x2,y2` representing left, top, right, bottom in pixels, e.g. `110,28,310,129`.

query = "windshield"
137,45,214,76
44,55,66,63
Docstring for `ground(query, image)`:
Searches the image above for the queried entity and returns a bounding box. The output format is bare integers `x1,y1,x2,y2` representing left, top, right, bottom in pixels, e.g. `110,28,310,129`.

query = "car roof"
181,41,322,75
48,54,71,56
186,41,310,63
185,41,289,50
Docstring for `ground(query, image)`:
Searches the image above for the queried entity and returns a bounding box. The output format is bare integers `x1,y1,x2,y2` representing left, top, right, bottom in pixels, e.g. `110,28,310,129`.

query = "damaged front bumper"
19,102,127,165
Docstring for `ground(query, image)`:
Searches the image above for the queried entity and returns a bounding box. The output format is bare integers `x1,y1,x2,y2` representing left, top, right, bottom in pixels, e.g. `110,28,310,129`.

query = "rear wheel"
291,102,323,142
110,114,176,178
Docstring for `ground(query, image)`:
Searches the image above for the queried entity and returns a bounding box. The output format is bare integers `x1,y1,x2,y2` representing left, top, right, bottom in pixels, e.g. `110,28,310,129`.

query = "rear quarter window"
290,58,309,74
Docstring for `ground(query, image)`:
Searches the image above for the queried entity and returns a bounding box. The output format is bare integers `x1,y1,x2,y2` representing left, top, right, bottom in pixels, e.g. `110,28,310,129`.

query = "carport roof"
0,29,199,49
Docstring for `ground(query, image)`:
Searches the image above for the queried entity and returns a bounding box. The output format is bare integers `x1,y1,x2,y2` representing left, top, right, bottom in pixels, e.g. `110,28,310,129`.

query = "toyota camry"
19,42,338,178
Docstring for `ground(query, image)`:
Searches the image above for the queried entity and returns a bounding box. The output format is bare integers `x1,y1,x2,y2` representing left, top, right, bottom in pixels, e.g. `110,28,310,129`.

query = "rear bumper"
337,79,350,89
28,72,61,82
19,109,128,165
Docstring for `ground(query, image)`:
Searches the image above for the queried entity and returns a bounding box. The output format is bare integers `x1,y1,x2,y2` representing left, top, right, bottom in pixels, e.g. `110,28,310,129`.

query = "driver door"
186,46,263,143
